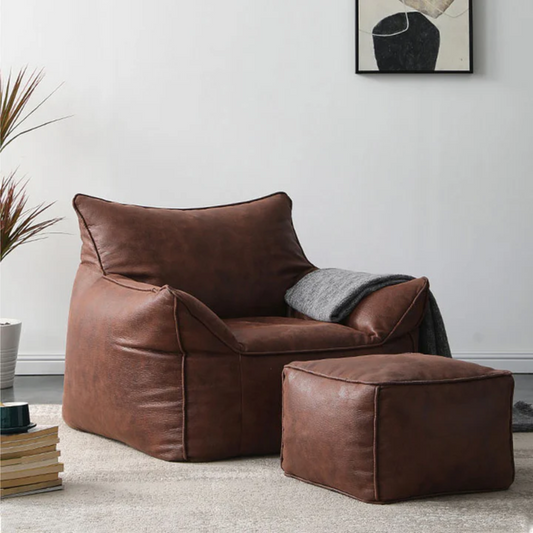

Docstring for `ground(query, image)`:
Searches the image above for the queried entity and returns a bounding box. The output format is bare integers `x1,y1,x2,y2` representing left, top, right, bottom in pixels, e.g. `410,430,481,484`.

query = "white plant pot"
1,319,22,389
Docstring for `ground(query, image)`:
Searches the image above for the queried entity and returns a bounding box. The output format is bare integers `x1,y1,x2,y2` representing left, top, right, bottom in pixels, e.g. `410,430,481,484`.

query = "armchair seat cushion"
224,317,366,354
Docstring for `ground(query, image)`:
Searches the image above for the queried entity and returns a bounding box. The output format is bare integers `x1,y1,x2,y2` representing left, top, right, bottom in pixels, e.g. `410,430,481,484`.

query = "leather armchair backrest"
73,192,315,318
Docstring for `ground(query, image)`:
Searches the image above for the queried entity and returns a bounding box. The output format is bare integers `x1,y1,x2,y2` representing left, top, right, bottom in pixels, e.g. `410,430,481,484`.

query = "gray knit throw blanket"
285,269,452,358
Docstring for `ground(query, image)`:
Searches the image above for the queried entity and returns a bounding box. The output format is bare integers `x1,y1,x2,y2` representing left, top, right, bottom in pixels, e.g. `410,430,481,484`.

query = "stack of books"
1,426,63,499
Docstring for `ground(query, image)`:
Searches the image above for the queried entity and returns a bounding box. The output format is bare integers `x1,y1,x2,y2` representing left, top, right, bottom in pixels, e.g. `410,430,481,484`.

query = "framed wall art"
356,0,473,74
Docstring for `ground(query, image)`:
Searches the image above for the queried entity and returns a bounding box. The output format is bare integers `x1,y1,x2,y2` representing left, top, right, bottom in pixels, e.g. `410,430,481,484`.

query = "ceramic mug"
0,402,32,430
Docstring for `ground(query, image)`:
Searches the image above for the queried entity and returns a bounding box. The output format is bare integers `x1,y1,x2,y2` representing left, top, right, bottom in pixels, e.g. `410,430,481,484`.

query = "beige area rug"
1,405,533,533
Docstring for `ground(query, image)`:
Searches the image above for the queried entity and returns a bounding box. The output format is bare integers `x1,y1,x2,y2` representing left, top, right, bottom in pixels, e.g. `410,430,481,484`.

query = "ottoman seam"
283,366,512,387
373,385,380,502
283,471,379,505
173,296,188,461
280,370,287,472
508,377,516,484
239,353,244,457
283,471,512,504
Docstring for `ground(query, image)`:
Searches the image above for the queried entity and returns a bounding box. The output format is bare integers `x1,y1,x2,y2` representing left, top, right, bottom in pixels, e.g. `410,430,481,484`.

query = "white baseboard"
14,352,533,375
454,353,533,374
16,354,65,375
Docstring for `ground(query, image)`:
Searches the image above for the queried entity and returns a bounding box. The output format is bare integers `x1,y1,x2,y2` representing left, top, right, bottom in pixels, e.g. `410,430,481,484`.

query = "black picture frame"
355,0,473,74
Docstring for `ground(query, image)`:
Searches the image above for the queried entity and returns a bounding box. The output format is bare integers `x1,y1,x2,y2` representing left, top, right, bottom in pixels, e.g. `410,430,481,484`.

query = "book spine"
0,437,60,456
0,426,58,445
1,479,63,498
0,444,57,461
0,450,61,467
0,465,64,488
1,458,59,474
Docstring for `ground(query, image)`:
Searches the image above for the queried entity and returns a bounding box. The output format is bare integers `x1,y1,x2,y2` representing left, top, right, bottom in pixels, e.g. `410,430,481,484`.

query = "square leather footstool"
281,353,515,504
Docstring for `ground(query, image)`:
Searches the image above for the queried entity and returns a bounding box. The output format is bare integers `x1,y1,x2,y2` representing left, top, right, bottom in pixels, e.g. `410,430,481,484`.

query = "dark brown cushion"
281,353,515,504
73,192,314,318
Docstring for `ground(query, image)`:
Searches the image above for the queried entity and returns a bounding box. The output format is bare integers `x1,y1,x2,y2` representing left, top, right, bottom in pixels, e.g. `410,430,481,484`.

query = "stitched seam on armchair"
373,386,380,503
172,289,245,460
411,279,430,330
170,292,244,353
284,195,317,292
102,276,159,292
283,366,511,387
287,203,316,282
238,354,244,457
74,191,291,213
73,196,106,274
172,296,188,461
239,335,414,356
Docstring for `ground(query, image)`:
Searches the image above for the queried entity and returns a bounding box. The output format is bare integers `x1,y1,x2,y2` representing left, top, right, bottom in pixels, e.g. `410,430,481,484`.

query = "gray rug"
2,405,533,533
513,402,533,432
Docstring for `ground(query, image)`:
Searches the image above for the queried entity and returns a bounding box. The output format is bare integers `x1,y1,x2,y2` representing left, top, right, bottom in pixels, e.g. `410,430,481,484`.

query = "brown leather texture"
237,334,416,457
64,193,431,462
73,192,315,318
63,265,186,461
343,277,429,342
289,277,429,346
281,353,515,503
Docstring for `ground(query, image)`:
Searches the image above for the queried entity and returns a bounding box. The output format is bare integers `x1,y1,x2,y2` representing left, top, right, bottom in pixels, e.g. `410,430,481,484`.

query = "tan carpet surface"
1,405,532,533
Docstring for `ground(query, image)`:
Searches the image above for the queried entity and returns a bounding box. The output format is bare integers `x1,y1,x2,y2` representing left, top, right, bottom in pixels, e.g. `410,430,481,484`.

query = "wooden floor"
1,374,533,405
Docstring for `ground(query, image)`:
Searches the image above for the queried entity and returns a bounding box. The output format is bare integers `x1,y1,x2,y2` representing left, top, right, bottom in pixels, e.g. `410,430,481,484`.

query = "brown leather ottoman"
281,353,515,504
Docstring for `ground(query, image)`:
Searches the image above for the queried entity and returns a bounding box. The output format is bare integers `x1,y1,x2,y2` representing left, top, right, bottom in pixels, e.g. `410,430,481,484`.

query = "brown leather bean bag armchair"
63,193,429,462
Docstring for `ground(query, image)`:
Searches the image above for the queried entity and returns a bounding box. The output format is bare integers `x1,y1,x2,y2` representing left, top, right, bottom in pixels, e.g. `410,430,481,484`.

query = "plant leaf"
0,172,63,261
0,68,69,152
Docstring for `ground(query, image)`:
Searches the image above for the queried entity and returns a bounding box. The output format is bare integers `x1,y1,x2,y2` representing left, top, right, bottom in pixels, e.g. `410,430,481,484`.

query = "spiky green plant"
0,172,63,260
0,68,67,261
0,68,68,152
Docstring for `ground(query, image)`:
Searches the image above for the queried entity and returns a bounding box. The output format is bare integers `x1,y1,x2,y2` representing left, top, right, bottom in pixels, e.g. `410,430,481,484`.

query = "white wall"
1,0,532,374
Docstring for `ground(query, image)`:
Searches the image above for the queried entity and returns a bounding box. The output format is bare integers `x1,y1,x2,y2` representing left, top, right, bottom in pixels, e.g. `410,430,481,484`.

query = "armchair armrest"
63,265,241,461
103,273,242,353
288,277,429,349
168,287,243,354
342,277,429,345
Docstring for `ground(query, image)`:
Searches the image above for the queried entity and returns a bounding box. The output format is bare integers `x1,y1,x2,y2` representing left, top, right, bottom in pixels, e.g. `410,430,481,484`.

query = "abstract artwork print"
356,0,473,73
